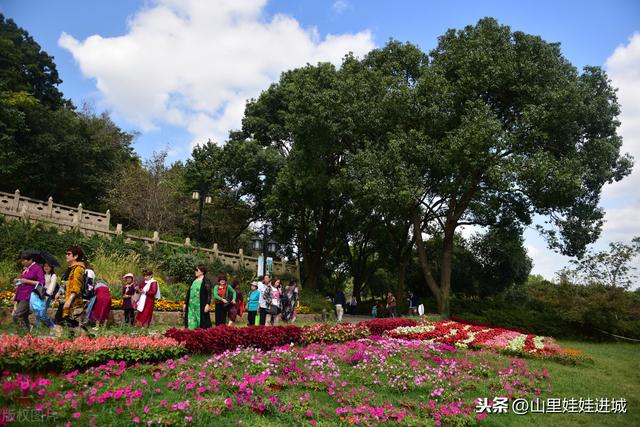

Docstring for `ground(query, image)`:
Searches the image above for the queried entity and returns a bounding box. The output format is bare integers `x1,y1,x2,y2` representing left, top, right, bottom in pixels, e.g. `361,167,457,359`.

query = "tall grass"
0,260,18,291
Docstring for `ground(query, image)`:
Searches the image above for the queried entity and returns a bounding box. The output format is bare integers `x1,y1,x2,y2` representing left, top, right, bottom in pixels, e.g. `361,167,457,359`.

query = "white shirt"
257,282,268,308
45,273,57,296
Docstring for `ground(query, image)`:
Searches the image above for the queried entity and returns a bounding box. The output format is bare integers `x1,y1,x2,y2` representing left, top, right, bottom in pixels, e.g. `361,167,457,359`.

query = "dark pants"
124,308,135,325
247,310,257,326
215,304,227,326
54,303,64,324
259,307,267,326
12,300,30,331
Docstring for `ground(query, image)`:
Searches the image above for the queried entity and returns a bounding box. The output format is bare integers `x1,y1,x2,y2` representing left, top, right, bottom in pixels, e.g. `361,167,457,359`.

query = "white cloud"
603,32,640,205
525,35,640,281
333,0,350,14
59,0,374,147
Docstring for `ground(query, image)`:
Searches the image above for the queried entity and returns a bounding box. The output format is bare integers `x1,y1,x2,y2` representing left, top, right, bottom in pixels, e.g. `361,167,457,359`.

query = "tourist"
213,275,236,326
228,279,243,325
267,278,281,326
89,280,112,328
12,251,45,332
386,292,397,318
183,264,212,330
245,282,260,326
42,263,58,327
121,273,136,325
60,246,87,329
408,291,418,316
334,288,346,322
135,269,159,327
257,274,271,326
349,295,358,315
281,279,299,322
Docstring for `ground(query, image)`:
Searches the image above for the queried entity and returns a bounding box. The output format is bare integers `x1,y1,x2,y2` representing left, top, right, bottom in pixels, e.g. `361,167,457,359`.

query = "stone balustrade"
0,189,300,280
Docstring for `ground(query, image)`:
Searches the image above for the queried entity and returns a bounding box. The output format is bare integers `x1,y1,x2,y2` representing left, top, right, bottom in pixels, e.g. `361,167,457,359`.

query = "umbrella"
19,249,60,267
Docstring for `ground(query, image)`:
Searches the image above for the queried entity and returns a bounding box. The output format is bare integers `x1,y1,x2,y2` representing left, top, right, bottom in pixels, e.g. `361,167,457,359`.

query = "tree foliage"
0,15,136,209
559,237,640,288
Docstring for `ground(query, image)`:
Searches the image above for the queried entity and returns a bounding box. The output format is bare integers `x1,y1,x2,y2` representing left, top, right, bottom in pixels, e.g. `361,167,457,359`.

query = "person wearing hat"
245,282,260,326
121,273,137,325
13,250,45,332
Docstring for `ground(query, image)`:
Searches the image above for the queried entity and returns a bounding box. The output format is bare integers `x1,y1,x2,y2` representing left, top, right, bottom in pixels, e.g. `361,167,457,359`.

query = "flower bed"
0,291,14,308
0,337,553,426
386,320,562,358
111,298,184,312
0,334,186,372
300,323,370,344
359,318,418,335
165,325,303,354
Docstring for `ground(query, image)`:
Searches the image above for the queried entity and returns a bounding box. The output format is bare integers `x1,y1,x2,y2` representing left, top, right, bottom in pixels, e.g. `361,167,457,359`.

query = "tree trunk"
411,209,442,311
396,260,407,312
438,224,455,318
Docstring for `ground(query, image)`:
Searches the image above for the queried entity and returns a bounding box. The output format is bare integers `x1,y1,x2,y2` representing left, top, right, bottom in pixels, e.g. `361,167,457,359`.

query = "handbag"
34,284,46,299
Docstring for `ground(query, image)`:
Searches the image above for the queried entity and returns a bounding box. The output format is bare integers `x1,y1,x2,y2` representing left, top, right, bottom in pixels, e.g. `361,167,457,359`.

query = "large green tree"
357,19,632,315
0,16,136,209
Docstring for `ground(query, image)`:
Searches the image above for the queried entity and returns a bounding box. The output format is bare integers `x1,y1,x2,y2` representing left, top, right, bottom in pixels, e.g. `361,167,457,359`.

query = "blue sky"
2,0,639,280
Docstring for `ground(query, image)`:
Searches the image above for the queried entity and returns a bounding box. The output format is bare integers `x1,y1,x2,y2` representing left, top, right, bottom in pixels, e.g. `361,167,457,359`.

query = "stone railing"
0,189,300,280
0,189,110,231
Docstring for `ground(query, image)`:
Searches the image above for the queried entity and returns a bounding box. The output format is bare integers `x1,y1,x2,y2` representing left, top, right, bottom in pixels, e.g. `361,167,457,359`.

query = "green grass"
482,340,639,426
0,319,637,426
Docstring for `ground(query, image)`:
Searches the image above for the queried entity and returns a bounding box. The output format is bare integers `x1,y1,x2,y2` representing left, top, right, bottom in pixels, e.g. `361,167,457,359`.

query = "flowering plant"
300,323,370,344
0,334,186,372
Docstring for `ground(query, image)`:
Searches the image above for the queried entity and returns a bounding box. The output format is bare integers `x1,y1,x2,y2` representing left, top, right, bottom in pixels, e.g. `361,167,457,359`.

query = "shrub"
360,318,418,335
165,325,303,354
0,334,186,372
300,323,370,344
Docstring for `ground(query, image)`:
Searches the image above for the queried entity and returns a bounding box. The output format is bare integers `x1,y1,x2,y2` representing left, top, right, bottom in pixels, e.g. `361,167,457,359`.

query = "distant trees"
0,15,136,209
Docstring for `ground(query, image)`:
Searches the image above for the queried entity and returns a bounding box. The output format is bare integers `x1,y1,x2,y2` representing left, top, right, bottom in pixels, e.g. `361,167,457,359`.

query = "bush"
165,325,303,354
300,323,370,344
360,318,418,335
0,334,186,372
450,280,640,340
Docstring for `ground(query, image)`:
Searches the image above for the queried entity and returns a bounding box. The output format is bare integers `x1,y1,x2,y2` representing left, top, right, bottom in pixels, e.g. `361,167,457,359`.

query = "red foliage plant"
165,325,303,354
360,318,418,335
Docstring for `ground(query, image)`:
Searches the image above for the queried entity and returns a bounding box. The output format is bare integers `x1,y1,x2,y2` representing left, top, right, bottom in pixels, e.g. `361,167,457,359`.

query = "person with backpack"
135,269,160,327
212,275,236,326
60,246,87,329
82,268,97,322
89,279,112,329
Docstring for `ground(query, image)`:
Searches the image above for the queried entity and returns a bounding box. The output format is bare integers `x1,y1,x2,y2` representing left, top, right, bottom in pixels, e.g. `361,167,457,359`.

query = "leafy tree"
353,19,632,316
0,14,67,109
0,17,136,209
559,237,640,288
107,151,185,233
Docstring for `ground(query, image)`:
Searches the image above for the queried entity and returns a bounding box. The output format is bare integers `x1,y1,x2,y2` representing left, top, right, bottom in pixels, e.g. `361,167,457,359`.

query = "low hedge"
0,335,186,372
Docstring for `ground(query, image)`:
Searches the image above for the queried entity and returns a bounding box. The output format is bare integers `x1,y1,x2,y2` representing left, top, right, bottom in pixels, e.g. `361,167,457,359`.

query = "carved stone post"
13,190,20,212
47,197,53,218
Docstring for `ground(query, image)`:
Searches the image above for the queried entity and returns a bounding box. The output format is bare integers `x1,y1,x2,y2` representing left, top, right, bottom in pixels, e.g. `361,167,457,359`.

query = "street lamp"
192,190,212,242
251,224,278,278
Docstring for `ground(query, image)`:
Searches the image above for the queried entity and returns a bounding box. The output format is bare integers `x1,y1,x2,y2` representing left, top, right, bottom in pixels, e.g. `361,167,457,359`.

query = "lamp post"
252,224,277,278
192,190,212,243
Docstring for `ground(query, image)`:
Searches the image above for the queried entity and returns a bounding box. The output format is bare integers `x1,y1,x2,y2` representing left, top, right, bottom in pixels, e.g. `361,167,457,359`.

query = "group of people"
182,272,300,329
12,246,161,333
